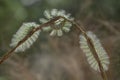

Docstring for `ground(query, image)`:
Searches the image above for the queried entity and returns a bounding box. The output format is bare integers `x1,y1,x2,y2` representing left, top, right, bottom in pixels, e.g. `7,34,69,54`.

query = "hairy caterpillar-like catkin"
79,31,109,71
10,22,40,52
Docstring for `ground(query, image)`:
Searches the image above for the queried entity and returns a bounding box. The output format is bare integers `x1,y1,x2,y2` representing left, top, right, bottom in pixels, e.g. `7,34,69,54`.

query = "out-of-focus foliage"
0,0,120,80
0,77,8,80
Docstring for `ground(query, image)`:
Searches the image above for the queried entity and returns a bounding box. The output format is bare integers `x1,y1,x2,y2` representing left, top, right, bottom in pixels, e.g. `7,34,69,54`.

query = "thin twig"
0,16,61,64
72,22,108,80
58,16,108,80
0,16,109,80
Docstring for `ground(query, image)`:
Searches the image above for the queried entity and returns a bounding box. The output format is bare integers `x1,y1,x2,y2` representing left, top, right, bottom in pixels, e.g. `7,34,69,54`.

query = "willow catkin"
10,22,40,52
79,31,110,71
39,9,73,36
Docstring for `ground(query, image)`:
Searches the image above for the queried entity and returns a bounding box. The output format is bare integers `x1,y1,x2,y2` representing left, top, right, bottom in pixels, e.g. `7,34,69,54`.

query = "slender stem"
53,16,108,80
72,22,108,80
0,16,108,80
0,16,61,64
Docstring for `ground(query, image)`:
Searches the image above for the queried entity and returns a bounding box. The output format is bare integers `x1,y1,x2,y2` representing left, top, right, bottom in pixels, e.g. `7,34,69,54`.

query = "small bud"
44,10,52,19
57,29,63,36
51,9,57,16
42,26,52,32
62,27,70,32
50,30,57,36
39,18,48,23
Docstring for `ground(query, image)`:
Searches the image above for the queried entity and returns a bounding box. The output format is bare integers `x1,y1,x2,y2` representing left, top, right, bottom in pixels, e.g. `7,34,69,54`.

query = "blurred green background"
0,0,120,80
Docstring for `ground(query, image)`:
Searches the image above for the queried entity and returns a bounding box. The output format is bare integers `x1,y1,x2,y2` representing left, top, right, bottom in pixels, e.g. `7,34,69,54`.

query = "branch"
0,16,109,80
57,16,108,80
72,22,108,80
0,16,61,64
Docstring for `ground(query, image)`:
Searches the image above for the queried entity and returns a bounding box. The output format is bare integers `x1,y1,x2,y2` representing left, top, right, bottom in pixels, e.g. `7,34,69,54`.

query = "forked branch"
0,16,108,80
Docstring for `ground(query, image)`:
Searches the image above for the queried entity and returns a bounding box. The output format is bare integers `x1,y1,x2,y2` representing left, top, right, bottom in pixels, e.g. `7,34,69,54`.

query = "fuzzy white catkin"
39,9,74,36
79,31,110,71
10,22,40,52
